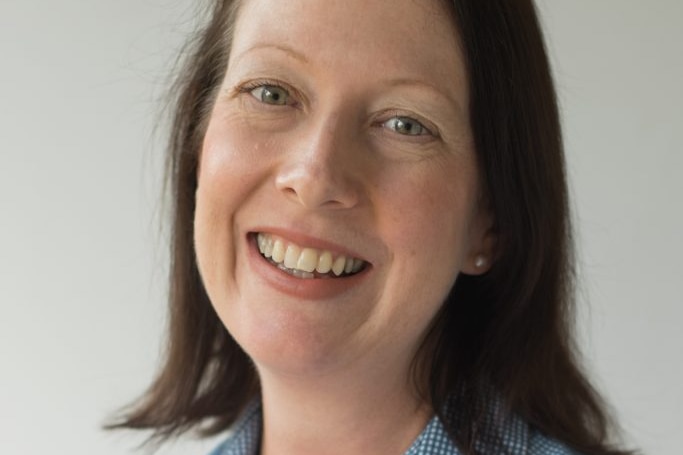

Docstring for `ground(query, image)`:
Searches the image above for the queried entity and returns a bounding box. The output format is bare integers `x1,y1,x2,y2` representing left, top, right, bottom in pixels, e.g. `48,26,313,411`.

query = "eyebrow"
232,43,310,66
384,78,466,118
231,43,466,117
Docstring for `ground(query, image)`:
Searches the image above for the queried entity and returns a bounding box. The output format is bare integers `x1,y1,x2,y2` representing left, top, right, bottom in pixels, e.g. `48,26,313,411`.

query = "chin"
216,292,363,377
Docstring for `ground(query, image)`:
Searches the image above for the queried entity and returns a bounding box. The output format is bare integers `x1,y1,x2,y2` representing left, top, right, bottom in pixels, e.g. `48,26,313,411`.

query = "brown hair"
109,1,633,454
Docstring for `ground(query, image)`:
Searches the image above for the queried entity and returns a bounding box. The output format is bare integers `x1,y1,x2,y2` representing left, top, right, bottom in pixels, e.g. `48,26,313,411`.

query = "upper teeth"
257,233,365,277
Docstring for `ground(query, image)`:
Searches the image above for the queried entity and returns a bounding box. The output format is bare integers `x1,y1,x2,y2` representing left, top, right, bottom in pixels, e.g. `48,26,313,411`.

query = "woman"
111,0,633,454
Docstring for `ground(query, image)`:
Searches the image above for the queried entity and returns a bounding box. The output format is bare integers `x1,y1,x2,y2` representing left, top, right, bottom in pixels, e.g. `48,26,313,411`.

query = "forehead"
228,0,467,100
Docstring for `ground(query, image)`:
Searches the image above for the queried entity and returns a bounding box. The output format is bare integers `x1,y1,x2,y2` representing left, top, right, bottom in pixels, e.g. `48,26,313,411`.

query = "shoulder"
404,413,460,454
205,399,583,455
438,388,585,455
409,391,585,455
405,411,583,455
528,428,584,455
207,402,262,455
405,417,581,455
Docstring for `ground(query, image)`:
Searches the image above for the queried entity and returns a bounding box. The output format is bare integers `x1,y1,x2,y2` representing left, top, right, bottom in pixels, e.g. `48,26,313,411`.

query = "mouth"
255,232,368,279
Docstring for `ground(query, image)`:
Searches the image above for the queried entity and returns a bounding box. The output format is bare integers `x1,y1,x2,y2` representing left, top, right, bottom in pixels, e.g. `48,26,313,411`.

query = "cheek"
193,117,267,287
376,163,476,259
199,117,264,196
195,111,280,229
373,162,478,313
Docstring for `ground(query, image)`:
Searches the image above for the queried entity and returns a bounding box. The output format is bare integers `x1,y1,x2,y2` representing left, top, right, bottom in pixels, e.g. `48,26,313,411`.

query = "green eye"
383,116,428,136
250,85,290,105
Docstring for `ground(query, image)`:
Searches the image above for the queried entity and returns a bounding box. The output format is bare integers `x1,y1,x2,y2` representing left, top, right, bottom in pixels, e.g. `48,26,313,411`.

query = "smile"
256,232,367,279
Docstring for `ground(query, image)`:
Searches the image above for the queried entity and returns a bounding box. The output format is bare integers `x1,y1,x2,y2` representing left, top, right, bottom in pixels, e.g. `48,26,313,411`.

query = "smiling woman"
108,1,634,454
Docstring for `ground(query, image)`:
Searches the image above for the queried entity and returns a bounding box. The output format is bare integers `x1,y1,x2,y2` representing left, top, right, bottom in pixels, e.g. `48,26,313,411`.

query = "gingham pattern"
208,401,262,455
208,401,581,455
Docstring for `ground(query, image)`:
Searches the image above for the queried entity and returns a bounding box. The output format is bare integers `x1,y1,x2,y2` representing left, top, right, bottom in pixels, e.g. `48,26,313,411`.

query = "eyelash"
235,80,438,139
377,113,436,138
373,108,440,141
237,79,299,107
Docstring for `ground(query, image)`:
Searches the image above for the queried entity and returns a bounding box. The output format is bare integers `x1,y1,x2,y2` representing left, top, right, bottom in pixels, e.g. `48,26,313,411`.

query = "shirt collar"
208,399,533,455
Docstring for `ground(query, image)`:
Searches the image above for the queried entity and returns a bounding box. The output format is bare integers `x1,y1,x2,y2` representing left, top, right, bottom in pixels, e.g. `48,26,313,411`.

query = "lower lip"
247,234,369,301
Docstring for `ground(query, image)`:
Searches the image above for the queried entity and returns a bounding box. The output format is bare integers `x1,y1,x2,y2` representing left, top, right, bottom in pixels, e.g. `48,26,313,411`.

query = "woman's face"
195,0,492,378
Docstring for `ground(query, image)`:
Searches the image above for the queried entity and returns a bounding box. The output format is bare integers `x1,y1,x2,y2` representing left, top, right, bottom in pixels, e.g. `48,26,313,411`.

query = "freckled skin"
194,0,494,381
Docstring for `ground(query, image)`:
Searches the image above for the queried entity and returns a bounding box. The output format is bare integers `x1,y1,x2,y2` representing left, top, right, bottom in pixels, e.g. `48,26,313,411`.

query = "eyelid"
375,110,440,139
385,116,429,137
235,78,302,107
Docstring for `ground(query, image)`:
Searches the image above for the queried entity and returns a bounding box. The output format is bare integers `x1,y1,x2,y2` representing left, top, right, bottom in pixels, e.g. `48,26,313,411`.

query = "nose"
275,116,361,210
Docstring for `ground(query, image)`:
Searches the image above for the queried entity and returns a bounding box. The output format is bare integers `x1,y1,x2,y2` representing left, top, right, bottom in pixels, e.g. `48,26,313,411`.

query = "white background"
1,1,680,454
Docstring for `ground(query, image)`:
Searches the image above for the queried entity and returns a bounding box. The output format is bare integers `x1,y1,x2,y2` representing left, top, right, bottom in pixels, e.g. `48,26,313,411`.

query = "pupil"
398,118,416,134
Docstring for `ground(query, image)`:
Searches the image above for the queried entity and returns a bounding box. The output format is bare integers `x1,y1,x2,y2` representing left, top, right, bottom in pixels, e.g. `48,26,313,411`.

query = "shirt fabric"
207,401,581,455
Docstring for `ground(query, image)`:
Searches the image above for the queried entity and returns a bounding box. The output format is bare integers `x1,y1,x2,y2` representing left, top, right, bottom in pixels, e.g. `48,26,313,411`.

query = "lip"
250,227,370,262
246,230,372,300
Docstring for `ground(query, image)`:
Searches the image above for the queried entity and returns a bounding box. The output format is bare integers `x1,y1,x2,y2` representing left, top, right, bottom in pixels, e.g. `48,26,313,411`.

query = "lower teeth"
267,257,352,279
277,263,315,279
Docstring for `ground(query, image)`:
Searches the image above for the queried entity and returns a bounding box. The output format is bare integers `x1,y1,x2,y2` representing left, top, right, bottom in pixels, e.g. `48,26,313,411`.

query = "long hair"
109,1,632,454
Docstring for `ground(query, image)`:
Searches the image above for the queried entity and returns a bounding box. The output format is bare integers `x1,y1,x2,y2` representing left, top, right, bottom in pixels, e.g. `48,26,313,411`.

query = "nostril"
275,163,358,210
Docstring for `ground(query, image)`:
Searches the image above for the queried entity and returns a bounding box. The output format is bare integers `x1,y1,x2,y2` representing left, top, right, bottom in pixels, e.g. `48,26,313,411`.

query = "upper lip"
248,226,374,266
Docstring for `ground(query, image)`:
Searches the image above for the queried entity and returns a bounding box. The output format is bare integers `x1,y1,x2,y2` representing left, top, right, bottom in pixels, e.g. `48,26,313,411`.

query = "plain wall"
1,1,680,454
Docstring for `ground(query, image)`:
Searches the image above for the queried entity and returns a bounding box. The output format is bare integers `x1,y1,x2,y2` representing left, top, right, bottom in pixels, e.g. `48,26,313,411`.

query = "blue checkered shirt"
208,401,581,455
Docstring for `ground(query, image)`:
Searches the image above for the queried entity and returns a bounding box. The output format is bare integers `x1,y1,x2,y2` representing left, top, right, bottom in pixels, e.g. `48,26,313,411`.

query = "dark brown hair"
110,1,633,454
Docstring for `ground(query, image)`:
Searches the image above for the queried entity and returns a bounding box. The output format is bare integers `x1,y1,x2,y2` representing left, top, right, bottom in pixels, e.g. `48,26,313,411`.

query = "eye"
249,84,291,106
383,116,431,136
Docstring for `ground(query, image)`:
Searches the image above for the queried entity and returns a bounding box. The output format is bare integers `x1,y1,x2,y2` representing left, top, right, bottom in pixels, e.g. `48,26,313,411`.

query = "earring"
474,255,487,269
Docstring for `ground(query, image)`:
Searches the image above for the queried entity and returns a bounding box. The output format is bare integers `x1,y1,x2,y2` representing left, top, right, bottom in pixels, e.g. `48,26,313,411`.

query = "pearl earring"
474,255,487,269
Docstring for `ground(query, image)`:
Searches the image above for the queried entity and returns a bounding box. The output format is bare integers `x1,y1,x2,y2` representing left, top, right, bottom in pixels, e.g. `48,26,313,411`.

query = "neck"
257,361,432,455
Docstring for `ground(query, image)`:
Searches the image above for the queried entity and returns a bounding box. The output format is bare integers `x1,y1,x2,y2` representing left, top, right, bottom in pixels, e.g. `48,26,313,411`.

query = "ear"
461,209,497,276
